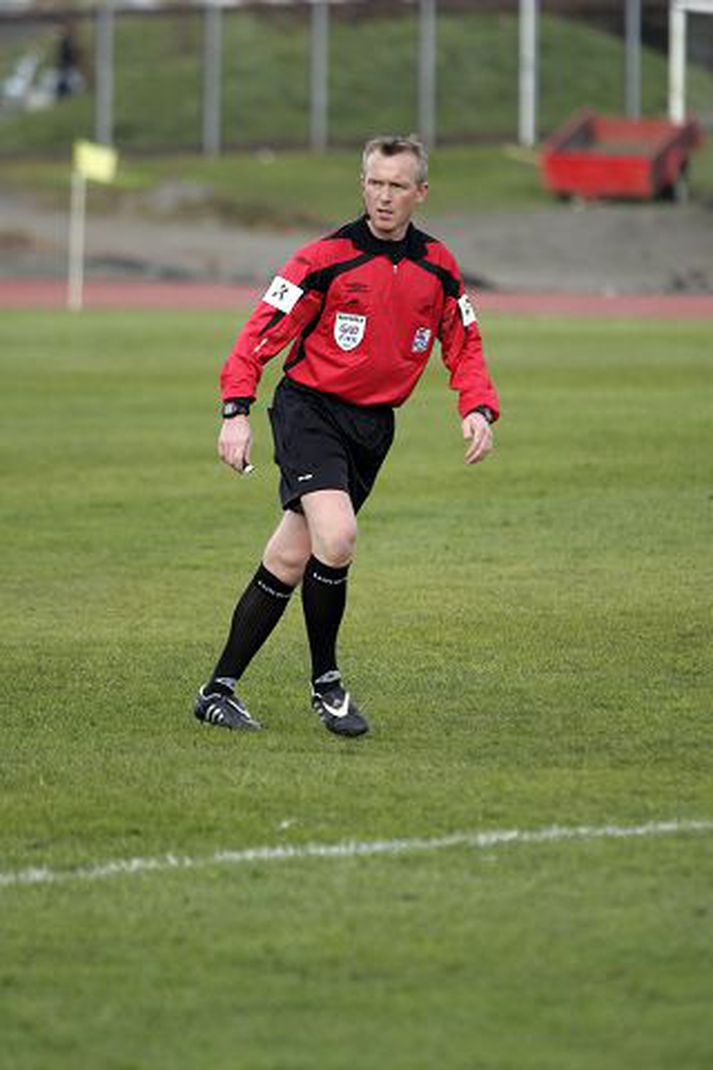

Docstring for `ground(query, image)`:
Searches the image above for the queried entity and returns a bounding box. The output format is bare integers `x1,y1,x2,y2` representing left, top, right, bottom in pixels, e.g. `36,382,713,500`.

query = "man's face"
361,150,428,241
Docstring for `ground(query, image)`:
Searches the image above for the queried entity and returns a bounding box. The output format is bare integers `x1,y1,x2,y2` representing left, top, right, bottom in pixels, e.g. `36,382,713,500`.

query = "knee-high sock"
301,555,350,685
208,563,294,690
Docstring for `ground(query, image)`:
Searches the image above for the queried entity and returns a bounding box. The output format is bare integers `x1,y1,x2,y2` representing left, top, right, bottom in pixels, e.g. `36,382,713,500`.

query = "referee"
195,135,500,738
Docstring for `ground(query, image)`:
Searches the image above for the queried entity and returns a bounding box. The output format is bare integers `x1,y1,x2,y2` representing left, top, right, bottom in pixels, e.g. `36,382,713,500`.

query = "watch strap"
222,397,252,418
470,405,495,425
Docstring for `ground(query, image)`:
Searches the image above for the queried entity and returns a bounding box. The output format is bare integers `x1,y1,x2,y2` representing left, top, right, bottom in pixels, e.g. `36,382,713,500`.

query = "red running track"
1,278,713,318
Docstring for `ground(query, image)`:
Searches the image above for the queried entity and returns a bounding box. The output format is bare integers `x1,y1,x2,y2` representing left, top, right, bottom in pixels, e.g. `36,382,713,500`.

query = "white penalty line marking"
2,819,711,891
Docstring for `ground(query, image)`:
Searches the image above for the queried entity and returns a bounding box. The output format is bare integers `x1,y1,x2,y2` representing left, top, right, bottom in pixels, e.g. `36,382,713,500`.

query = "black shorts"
268,377,395,514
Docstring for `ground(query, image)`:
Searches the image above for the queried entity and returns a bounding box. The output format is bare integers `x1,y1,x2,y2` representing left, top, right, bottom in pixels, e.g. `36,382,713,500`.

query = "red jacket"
220,216,499,420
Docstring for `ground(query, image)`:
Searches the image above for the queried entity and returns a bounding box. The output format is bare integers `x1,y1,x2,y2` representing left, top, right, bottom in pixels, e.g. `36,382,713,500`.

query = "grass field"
1,308,712,1068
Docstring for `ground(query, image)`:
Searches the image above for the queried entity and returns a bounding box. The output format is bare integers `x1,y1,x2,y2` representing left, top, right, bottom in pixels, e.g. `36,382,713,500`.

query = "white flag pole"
67,168,87,312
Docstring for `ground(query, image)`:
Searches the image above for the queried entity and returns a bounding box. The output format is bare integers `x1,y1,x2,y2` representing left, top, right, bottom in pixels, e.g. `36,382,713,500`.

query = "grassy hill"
1,8,712,153
0,142,556,224
1,7,712,220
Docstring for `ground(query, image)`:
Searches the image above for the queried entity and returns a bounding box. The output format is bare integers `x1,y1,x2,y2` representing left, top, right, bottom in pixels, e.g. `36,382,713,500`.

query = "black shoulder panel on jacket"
301,252,375,295
327,219,361,242
412,257,461,300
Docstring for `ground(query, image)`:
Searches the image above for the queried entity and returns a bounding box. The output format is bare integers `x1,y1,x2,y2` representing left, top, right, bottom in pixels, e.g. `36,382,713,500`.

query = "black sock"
207,563,294,690
301,555,350,687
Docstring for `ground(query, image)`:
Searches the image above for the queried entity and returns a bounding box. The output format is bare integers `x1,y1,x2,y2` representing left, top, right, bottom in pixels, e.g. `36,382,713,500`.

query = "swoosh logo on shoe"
322,693,350,719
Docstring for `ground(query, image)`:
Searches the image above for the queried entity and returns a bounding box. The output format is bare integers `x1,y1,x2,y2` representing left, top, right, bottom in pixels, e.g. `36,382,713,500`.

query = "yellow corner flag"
73,139,118,184
67,140,119,310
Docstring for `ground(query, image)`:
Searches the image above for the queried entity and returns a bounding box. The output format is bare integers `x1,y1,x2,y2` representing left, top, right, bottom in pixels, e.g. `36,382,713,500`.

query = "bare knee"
263,515,311,586
264,542,310,585
310,520,357,567
302,490,358,568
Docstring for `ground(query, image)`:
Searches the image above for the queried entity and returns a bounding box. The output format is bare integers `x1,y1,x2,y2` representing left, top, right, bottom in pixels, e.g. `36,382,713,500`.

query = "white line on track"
1,819,711,891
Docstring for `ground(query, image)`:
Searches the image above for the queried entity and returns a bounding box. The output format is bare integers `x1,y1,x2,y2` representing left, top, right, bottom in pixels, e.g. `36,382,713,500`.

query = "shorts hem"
281,477,351,514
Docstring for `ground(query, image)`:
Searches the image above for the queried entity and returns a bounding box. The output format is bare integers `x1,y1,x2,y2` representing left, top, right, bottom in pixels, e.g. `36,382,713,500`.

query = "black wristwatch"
470,405,495,425
222,397,251,419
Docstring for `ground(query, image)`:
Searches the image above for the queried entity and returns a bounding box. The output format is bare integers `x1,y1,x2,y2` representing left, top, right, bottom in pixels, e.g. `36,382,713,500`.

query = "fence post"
310,0,329,150
518,0,538,146
625,0,641,118
203,2,222,156
95,2,115,146
669,0,687,122
418,0,437,148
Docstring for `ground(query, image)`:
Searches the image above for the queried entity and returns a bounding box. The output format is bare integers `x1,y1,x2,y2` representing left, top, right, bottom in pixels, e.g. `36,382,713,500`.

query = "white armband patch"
263,275,304,314
457,292,478,328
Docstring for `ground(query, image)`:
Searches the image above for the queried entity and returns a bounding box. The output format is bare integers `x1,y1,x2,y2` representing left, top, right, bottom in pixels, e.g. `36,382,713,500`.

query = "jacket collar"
336,215,430,262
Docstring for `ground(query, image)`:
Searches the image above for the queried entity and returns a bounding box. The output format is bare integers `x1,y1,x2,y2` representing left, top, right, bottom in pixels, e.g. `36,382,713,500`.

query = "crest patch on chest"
334,312,367,352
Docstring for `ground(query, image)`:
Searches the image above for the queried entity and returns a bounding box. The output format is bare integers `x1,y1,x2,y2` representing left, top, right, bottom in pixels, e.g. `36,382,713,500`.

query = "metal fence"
0,0,711,155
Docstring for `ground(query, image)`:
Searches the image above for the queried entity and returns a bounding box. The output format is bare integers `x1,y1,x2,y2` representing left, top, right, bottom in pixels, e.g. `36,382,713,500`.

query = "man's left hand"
462,412,493,465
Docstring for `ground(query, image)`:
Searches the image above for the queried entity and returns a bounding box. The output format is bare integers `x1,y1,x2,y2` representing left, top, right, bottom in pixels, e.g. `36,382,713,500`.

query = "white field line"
1,819,711,892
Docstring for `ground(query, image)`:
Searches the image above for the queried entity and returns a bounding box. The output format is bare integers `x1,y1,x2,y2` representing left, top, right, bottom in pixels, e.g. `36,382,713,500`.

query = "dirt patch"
1,188,711,294
434,204,713,293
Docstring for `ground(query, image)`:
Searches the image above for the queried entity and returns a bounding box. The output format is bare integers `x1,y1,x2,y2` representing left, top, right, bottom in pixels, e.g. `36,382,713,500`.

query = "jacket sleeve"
220,243,326,401
437,261,500,421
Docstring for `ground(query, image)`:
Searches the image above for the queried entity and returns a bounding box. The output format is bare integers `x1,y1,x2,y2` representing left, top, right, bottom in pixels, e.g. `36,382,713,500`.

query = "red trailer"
541,110,704,202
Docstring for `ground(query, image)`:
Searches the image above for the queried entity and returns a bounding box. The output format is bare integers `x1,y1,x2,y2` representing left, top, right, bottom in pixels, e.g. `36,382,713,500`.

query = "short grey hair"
361,135,429,185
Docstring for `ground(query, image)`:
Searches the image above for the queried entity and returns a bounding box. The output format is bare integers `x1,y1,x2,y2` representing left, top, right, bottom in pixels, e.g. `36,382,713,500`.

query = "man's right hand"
218,415,253,472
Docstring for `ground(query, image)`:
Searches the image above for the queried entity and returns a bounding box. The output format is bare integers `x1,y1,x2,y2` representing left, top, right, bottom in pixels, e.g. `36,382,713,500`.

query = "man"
194,135,499,739
55,21,83,100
